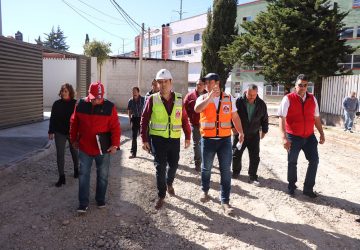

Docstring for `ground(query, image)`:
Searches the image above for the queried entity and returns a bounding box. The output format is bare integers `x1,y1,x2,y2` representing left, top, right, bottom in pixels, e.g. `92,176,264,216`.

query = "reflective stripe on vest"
199,92,232,138
149,92,183,138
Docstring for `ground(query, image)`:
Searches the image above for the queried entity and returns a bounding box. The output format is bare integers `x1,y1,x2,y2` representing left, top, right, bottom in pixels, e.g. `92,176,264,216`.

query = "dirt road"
0,124,359,249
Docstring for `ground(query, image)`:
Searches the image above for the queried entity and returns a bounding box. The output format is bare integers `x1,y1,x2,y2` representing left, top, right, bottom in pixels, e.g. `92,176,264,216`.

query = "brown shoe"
200,192,210,203
167,185,175,196
155,198,165,210
129,155,136,159
222,203,234,216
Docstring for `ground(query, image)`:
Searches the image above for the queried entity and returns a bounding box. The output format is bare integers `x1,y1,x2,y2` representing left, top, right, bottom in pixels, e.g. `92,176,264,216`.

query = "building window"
176,37,182,44
265,85,284,96
340,27,354,39
234,82,241,94
353,0,360,8
339,54,360,69
354,55,360,68
357,27,360,38
235,68,241,77
242,16,252,22
175,49,192,56
194,33,201,41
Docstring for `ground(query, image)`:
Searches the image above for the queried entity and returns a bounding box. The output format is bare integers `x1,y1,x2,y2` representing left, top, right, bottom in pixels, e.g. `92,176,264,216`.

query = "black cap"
296,74,308,81
202,73,219,81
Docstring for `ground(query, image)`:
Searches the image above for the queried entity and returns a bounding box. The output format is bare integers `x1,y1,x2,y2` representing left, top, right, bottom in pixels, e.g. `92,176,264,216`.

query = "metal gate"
0,37,43,129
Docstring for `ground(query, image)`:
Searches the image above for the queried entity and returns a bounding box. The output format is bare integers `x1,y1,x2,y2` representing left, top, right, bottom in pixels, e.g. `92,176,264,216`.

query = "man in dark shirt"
232,84,269,185
184,79,206,171
127,86,145,158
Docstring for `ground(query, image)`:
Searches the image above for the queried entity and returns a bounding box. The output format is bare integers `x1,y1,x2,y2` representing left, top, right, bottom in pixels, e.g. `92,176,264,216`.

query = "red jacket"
184,90,201,126
285,92,315,138
70,98,121,156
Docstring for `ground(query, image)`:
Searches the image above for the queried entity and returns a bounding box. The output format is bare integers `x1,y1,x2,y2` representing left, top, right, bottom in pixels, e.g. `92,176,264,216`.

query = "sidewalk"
0,113,130,171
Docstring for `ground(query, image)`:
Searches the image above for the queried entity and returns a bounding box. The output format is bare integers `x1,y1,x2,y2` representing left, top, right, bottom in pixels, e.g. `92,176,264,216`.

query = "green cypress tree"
201,0,238,89
220,0,354,98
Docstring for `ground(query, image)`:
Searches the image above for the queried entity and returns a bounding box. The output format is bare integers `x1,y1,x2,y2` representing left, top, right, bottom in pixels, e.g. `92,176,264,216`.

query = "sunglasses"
297,83,308,88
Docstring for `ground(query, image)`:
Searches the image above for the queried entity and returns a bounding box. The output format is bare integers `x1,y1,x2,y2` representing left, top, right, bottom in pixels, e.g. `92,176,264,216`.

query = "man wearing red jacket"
184,79,206,172
70,82,120,213
278,74,325,198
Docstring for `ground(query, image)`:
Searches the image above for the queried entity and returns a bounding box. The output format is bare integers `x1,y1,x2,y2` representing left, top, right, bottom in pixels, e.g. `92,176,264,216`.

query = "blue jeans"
78,150,110,207
192,125,202,167
287,133,319,192
201,137,232,204
344,111,355,130
151,136,180,198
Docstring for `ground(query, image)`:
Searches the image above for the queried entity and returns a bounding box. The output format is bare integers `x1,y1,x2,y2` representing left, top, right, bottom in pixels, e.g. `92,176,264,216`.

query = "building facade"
231,0,360,101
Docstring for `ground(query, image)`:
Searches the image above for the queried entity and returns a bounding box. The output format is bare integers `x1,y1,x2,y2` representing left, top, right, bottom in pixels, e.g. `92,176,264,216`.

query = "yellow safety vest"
149,92,183,138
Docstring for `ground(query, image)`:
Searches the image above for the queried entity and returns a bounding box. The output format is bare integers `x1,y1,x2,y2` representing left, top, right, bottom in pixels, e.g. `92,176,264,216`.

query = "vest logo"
175,109,181,119
222,105,230,114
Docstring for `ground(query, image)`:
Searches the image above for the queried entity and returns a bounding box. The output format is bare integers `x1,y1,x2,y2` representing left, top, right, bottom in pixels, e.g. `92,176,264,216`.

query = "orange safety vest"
200,92,232,138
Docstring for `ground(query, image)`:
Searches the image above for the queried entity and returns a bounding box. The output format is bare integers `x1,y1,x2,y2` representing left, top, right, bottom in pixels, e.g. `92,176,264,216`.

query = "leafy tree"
35,36,43,46
83,40,111,81
43,26,70,51
220,0,355,98
201,0,238,89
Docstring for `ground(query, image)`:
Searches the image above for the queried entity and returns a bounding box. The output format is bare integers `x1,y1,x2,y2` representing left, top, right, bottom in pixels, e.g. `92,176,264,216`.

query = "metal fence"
0,37,43,129
320,75,360,116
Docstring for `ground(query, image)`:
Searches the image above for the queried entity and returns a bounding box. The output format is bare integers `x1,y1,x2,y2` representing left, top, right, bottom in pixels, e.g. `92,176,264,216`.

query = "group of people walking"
49,69,330,217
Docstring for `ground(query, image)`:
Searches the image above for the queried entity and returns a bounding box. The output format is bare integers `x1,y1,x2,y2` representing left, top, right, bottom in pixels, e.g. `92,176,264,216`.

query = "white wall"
43,58,77,107
170,14,207,64
101,58,189,109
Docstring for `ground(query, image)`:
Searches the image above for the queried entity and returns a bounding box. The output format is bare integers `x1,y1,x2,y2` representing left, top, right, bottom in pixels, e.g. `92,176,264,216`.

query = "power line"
75,0,125,22
62,0,126,40
109,0,141,34
67,1,126,26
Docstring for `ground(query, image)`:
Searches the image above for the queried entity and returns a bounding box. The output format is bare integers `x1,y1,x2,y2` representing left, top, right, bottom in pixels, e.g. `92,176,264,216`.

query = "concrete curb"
0,141,55,176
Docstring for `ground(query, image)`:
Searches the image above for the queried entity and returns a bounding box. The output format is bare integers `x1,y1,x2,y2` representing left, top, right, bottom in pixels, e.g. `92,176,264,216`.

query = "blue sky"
2,0,249,55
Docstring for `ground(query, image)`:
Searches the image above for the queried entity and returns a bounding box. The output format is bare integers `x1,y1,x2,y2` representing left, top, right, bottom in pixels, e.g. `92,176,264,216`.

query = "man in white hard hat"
140,69,191,209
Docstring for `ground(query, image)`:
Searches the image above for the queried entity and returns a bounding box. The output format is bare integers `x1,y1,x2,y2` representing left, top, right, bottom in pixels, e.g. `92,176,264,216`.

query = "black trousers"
151,135,180,198
232,133,260,178
130,117,141,156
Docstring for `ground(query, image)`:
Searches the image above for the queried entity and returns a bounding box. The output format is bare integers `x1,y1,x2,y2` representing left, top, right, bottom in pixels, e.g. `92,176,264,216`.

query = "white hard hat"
155,69,173,80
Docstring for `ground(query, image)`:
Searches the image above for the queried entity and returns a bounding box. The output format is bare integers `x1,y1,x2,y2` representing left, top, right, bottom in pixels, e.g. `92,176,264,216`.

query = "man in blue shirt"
127,86,145,158
342,91,359,133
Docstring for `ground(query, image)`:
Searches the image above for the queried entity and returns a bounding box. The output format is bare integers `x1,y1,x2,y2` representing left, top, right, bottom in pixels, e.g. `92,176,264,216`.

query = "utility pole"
0,0,3,36
148,27,151,58
179,0,183,20
137,23,144,88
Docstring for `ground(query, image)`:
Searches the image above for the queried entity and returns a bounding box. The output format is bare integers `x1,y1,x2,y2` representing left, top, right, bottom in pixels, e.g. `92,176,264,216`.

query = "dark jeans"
287,133,319,192
201,137,232,204
192,125,202,167
131,117,141,156
151,135,180,198
78,150,110,207
232,133,260,179
54,132,78,176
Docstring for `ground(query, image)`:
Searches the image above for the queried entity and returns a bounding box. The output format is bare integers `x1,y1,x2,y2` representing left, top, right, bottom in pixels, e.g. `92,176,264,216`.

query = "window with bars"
265,85,284,96
234,82,241,94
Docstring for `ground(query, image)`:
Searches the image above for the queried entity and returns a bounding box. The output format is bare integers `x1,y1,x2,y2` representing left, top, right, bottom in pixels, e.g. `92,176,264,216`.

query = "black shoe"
97,201,106,209
249,176,260,186
77,205,88,213
303,191,318,198
74,169,79,179
55,175,65,187
232,173,239,179
355,218,360,223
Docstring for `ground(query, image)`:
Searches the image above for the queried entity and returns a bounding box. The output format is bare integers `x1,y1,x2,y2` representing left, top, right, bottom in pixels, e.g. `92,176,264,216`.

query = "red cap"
88,82,104,99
